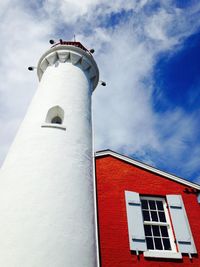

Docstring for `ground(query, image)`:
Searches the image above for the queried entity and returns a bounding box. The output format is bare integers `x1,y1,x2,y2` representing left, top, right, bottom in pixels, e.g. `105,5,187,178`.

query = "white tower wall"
0,45,99,267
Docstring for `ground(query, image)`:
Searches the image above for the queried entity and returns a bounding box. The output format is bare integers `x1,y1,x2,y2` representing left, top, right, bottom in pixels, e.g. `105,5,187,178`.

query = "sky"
0,0,200,184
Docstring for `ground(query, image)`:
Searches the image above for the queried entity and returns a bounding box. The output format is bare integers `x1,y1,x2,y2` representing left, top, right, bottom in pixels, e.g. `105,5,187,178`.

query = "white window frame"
141,196,182,259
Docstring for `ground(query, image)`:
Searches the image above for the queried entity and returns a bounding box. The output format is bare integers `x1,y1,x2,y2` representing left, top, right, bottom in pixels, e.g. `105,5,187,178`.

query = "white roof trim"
95,150,200,190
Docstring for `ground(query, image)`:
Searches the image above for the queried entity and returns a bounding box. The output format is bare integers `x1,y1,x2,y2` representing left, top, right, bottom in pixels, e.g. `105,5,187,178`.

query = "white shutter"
166,195,197,254
198,193,200,204
125,191,147,252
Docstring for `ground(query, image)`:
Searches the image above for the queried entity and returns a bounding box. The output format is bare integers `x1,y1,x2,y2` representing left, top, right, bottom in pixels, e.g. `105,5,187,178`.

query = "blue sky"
154,32,200,112
0,0,200,184
149,31,200,180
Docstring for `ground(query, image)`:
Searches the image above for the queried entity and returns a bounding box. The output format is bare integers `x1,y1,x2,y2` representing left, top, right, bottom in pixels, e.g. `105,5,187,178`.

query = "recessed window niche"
41,105,66,130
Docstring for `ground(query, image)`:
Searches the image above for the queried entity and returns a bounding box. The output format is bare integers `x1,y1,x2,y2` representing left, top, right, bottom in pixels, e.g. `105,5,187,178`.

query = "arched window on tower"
42,106,66,130
46,106,64,124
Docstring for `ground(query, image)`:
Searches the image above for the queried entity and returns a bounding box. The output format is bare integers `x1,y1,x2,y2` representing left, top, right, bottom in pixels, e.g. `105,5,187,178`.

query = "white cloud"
43,0,137,24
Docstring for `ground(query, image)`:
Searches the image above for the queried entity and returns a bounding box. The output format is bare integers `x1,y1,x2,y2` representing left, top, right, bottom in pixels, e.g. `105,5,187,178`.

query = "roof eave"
95,149,200,190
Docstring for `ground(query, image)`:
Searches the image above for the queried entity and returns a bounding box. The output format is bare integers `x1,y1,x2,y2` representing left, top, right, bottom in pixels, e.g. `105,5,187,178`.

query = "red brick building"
95,150,200,267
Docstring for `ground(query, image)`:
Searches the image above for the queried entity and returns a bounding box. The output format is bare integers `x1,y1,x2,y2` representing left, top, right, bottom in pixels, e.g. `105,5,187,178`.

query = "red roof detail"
51,41,88,52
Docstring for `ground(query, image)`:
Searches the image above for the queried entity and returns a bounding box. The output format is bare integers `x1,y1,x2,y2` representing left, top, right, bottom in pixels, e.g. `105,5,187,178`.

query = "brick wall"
95,155,200,267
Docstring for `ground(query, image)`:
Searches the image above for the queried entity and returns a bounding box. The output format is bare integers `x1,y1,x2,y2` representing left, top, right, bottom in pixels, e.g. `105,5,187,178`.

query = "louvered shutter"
125,191,147,252
166,195,197,254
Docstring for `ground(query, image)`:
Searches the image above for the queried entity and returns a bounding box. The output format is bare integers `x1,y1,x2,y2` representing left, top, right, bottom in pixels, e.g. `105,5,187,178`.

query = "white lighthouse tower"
0,40,99,267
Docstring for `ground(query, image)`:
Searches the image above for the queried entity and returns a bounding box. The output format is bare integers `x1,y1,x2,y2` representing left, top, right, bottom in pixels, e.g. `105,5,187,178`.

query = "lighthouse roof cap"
51,40,90,54
37,40,99,89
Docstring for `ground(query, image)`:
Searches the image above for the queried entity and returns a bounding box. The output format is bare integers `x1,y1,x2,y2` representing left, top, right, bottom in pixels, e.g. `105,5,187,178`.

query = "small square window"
125,191,195,259
141,196,176,253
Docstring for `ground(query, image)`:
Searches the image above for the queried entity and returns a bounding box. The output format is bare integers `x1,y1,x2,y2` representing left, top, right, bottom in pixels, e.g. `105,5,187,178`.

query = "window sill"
41,123,66,130
144,251,182,259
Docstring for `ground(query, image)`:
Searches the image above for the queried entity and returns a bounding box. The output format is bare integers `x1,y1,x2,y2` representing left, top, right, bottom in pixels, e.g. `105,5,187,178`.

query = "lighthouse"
0,40,99,266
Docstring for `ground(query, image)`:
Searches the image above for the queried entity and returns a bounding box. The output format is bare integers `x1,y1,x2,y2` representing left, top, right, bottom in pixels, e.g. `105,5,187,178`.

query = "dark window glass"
163,238,171,250
160,226,169,237
156,201,164,210
154,238,163,250
151,211,158,221
142,198,172,252
144,225,152,236
51,116,62,124
141,200,148,209
152,225,160,236
146,237,154,249
149,200,156,210
158,211,166,222
143,210,150,221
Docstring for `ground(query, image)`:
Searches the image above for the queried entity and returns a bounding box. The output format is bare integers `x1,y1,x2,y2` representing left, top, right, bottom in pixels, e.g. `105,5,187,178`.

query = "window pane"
151,211,158,221
141,197,173,252
163,238,171,250
154,238,163,250
143,210,150,221
144,225,152,236
149,200,156,210
158,211,166,222
146,237,154,249
51,116,62,124
156,201,164,211
160,226,169,237
141,199,148,209
152,225,160,236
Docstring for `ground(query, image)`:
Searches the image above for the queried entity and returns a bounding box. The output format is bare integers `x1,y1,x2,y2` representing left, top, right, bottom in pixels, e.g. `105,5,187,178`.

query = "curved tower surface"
0,41,99,267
